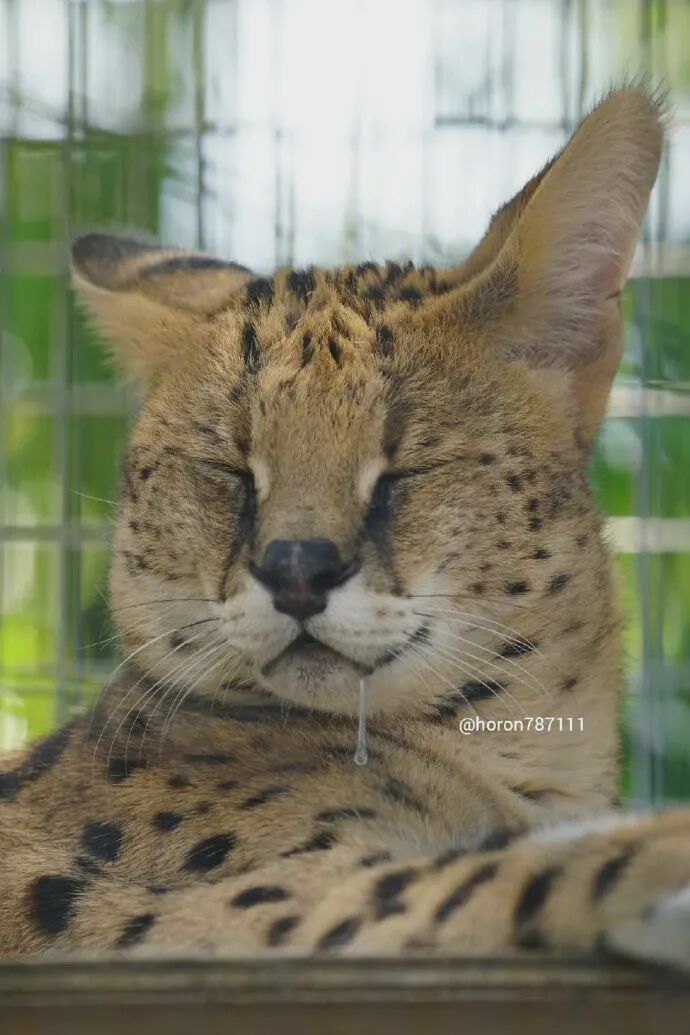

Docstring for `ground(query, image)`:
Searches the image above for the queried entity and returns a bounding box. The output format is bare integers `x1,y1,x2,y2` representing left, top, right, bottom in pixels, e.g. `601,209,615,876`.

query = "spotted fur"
1,87,689,970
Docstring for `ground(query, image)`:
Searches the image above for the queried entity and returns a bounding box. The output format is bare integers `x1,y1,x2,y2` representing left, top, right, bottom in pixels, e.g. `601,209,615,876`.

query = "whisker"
424,641,526,717
156,640,233,749
109,597,218,614
90,617,221,775
159,645,238,753
413,613,552,702
136,637,231,757
123,627,224,765
405,642,480,720
99,629,217,780
72,490,117,507
412,600,543,658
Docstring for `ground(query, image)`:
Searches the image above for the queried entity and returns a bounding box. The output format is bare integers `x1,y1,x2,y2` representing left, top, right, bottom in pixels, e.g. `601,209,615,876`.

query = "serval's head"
73,87,663,718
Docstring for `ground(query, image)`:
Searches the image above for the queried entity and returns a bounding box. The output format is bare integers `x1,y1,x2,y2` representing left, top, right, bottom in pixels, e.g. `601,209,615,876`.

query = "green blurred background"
0,0,689,804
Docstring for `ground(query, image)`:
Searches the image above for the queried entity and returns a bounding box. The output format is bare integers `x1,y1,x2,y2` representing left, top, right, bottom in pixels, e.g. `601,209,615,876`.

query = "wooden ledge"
1,954,688,1034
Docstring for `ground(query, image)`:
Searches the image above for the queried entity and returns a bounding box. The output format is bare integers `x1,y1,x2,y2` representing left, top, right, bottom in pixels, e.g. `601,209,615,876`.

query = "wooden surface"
0,954,688,1034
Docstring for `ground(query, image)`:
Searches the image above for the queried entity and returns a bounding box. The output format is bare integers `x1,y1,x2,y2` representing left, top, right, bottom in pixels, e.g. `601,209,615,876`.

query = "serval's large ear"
71,234,254,382
429,86,666,447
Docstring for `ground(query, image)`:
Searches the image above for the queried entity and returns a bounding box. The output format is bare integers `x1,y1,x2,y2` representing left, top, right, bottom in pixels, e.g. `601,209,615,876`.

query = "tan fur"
2,87,689,968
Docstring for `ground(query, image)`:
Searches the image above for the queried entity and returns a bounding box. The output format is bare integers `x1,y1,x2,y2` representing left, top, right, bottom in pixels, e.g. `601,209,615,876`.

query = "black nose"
252,538,357,620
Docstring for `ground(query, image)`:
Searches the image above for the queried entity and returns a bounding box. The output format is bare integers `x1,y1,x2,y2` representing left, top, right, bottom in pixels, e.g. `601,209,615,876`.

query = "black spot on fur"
168,774,192,789
153,811,184,833
267,914,301,947
116,913,156,948
372,868,418,920
245,277,273,305
218,778,238,791
232,885,290,909
548,573,572,594
359,851,393,868
478,828,517,851
315,807,377,823
499,640,536,658
528,517,543,531
433,847,466,870
242,322,261,372
479,453,496,465
139,465,154,480
106,756,144,784
532,548,551,560
384,778,427,815
74,855,103,877
30,875,85,936
287,267,315,300
514,865,562,932
0,725,72,800
562,677,578,691
506,474,522,492
505,580,529,595
317,916,362,952
81,820,122,863
239,786,288,810
460,679,504,702
169,634,190,651
182,833,236,873
281,830,337,858
592,851,634,900
435,863,498,924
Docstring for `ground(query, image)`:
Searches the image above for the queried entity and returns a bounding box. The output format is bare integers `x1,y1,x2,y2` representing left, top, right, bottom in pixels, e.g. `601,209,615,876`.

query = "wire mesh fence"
1,0,689,803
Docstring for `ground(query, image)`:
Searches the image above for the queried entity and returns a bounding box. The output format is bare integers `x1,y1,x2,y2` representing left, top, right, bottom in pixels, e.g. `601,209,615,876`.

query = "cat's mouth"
262,630,354,677
261,624,429,679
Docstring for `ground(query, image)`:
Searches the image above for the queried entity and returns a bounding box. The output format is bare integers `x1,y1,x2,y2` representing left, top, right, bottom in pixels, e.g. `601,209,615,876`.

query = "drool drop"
354,676,368,766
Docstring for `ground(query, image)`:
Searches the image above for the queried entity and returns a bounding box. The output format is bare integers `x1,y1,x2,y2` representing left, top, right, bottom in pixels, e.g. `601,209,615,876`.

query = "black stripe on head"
327,337,341,366
374,324,395,360
288,268,315,301
245,277,274,306
301,332,314,367
242,322,261,373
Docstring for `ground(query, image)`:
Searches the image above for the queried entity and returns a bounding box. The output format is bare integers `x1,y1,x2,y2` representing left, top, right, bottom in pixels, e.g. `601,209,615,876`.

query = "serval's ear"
71,233,254,382
427,86,666,446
